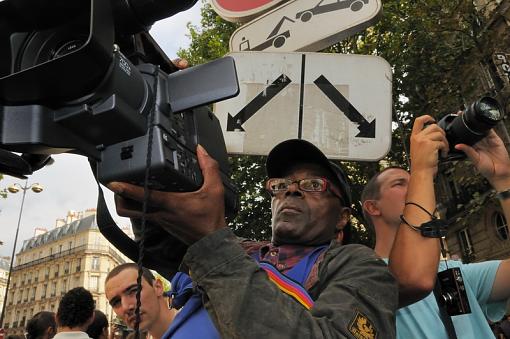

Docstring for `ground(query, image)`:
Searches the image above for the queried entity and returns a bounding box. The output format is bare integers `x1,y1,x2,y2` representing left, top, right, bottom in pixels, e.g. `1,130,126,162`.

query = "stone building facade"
3,210,132,335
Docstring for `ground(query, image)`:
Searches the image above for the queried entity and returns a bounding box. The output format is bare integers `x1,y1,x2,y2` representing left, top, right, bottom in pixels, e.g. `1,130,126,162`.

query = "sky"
0,2,203,257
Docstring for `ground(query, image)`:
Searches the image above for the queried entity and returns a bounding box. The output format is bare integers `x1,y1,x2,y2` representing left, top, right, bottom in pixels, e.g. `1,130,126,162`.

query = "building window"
458,227,474,258
91,257,100,271
54,264,59,277
41,284,47,299
61,279,67,295
493,211,509,240
76,259,81,272
64,262,70,274
51,282,56,297
31,287,36,301
89,276,99,291
45,268,50,279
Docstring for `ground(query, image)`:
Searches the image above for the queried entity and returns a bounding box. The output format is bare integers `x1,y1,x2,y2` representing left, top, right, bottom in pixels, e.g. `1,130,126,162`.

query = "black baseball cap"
266,139,352,207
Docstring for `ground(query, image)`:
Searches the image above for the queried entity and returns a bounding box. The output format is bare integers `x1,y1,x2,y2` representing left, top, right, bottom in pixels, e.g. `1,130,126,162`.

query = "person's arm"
388,115,449,307
456,129,510,303
185,230,397,338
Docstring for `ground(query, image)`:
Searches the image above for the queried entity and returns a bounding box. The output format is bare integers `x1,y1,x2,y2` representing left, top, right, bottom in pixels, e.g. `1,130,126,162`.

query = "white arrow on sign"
213,52,392,161
229,0,382,52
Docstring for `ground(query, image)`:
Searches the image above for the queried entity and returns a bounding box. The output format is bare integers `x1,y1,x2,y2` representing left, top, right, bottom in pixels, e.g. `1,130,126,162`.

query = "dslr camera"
0,0,239,275
435,267,471,316
437,97,504,160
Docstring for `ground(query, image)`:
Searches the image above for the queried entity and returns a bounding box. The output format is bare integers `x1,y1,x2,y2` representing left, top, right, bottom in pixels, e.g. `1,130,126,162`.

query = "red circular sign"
213,0,277,12
210,0,290,22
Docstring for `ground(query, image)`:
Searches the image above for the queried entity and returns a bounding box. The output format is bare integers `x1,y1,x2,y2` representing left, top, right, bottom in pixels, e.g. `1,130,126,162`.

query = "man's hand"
409,115,449,176
455,129,510,191
107,145,227,245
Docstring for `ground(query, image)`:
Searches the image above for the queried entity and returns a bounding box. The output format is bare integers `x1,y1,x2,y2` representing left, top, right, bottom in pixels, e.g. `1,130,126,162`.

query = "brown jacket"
184,228,397,339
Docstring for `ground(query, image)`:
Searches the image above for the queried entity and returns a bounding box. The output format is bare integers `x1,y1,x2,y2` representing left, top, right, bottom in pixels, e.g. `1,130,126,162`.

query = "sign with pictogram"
209,0,291,23
229,0,382,52
214,52,392,161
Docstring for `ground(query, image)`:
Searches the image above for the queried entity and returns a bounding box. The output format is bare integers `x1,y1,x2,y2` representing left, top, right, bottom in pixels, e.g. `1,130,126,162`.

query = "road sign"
229,0,382,52
214,52,392,161
209,0,291,23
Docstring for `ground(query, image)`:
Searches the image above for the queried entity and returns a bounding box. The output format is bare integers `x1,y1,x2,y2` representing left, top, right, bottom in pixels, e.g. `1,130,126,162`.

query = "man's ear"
362,200,381,217
335,207,351,231
154,279,164,296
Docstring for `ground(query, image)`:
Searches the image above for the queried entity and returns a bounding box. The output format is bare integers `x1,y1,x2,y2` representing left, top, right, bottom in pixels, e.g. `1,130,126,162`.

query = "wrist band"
401,202,448,238
404,201,436,217
495,188,510,200
400,215,448,238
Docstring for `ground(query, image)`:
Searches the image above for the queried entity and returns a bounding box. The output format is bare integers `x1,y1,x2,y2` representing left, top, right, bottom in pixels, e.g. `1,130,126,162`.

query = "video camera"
0,0,240,276
437,97,504,160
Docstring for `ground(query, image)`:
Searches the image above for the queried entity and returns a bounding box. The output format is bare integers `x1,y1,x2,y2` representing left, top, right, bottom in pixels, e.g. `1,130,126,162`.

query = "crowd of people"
6,108,510,338
101,114,509,338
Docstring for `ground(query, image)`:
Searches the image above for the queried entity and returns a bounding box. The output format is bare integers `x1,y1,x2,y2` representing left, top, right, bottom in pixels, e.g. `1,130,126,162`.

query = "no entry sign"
209,0,291,22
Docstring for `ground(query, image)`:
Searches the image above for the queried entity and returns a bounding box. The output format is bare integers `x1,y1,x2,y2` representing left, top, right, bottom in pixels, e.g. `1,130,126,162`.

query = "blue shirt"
395,260,505,339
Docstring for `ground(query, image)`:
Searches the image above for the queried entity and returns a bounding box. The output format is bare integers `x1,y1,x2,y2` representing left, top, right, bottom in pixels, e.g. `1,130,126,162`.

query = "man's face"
374,168,410,227
270,163,349,246
105,268,162,332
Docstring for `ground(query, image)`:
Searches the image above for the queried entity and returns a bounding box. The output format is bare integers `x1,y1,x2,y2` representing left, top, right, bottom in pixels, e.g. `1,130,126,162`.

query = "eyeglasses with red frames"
265,177,344,202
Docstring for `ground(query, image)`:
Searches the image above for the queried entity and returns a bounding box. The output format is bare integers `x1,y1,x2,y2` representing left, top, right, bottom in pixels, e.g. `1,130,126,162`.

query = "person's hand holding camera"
409,115,449,177
455,128,510,191
108,145,227,245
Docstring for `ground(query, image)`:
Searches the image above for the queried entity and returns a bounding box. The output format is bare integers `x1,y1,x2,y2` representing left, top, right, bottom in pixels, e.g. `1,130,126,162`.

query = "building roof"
20,214,98,252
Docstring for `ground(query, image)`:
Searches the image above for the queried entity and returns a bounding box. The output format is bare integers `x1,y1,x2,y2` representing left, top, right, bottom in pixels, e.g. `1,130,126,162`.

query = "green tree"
178,0,499,245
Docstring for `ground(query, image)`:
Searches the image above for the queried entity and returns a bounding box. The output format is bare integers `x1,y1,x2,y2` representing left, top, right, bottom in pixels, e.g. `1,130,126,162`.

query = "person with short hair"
85,310,108,339
54,287,95,339
105,263,176,339
107,139,398,338
362,117,510,338
26,311,56,339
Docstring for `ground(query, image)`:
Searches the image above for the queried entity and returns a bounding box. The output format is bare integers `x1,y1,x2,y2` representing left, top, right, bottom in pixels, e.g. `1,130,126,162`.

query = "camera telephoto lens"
464,97,503,131
437,96,503,160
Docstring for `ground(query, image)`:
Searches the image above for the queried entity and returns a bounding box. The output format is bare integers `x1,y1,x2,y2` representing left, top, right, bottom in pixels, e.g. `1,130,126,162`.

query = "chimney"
34,227,47,237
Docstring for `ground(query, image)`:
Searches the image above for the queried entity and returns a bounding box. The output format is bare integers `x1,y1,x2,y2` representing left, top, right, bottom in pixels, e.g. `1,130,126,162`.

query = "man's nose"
285,182,304,197
122,296,135,312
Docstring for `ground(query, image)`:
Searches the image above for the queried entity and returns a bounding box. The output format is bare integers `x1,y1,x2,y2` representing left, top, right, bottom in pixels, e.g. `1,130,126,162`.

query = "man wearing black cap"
108,140,397,338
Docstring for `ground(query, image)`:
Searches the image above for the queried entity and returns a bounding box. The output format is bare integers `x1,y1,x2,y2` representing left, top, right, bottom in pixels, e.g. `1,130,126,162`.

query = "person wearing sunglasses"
108,139,398,338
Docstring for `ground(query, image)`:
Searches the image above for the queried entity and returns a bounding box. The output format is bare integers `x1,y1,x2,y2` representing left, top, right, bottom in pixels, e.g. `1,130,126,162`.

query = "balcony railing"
14,244,126,271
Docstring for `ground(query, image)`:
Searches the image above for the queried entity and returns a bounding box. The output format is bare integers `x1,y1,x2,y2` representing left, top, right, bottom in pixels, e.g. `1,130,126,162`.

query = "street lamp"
0,180,43,328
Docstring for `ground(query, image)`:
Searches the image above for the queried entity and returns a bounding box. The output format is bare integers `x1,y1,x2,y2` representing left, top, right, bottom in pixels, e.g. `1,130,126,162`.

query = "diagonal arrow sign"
313,75,376,138
227,74,292,131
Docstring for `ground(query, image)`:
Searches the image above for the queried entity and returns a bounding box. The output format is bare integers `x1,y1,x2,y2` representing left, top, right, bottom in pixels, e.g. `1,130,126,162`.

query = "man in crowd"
104,263,176,339
107,137,399,337
54,287,95,339
25,311,56,339
362,117,510,338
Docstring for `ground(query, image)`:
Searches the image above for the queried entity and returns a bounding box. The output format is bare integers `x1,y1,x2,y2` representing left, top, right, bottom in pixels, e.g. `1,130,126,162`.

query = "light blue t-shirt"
396,260,505,339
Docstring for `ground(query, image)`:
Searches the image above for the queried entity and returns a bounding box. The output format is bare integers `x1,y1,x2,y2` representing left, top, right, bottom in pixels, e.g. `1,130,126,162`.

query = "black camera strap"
433,279,458,339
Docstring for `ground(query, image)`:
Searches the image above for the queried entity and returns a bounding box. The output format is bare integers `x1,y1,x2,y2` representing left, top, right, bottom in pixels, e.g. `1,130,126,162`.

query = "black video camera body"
0,0,239,211
435,267,471,316
0,0,240,275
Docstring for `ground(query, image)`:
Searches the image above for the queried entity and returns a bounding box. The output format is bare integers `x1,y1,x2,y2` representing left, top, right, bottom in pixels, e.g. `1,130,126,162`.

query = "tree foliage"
178,0,501,245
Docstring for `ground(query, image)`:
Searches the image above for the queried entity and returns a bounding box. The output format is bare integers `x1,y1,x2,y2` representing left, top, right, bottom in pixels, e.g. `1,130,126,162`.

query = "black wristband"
400,209,448,238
